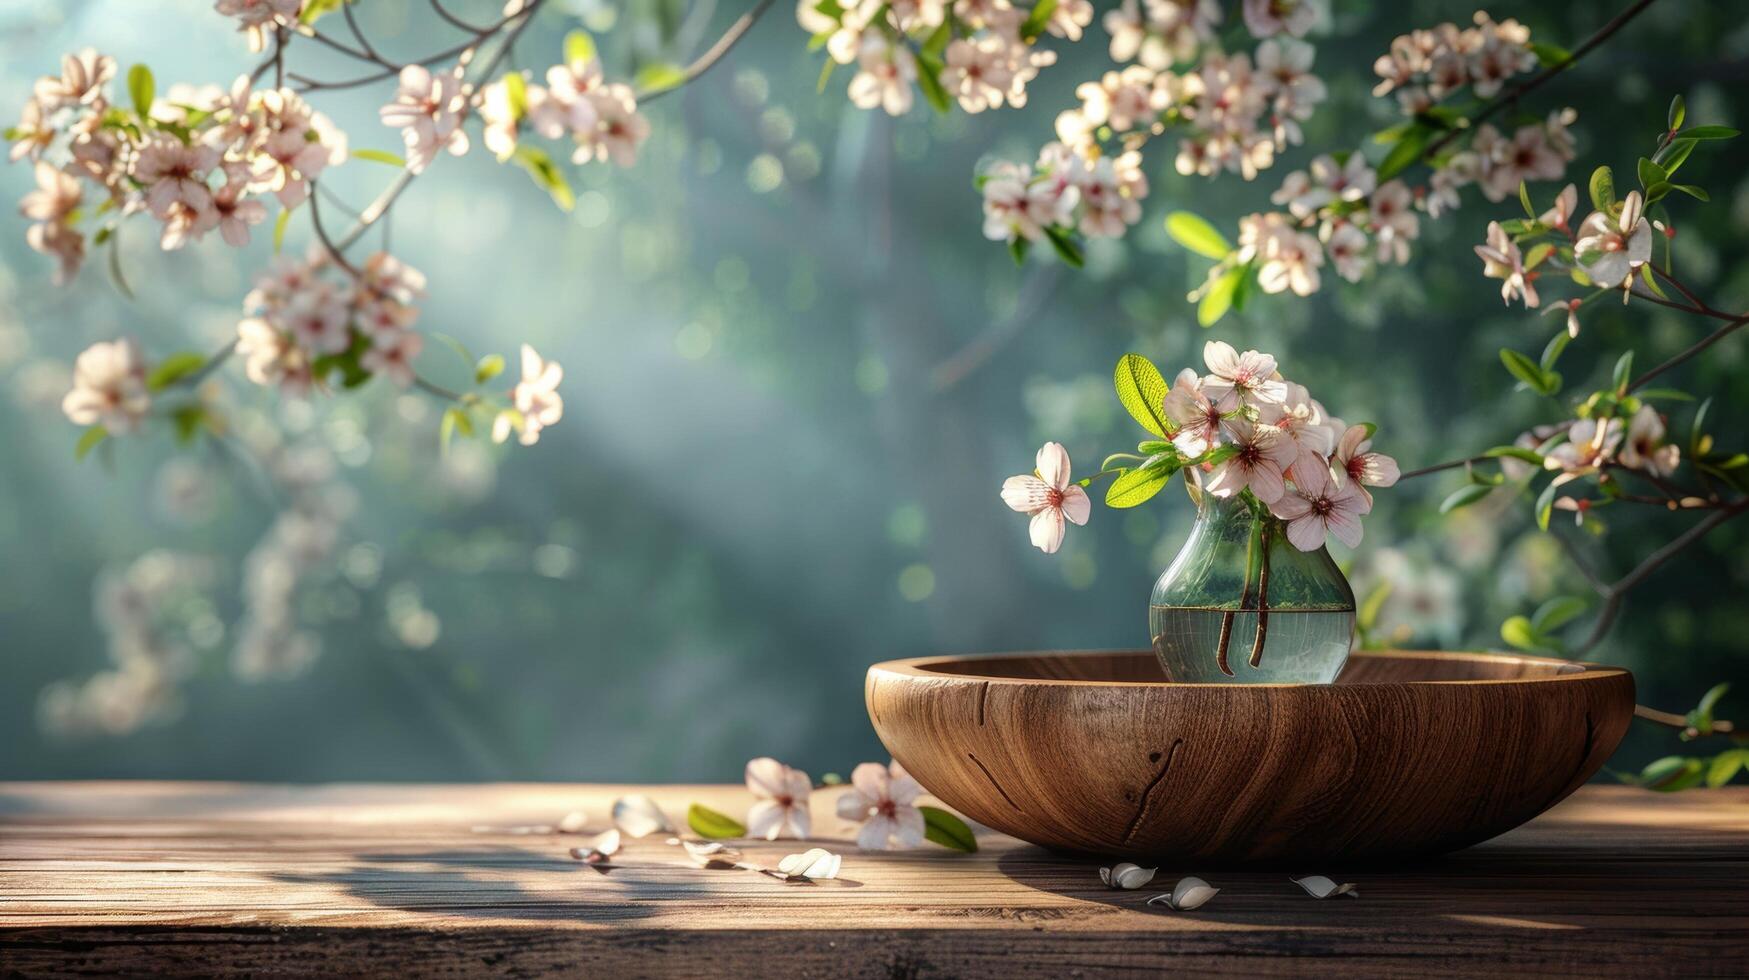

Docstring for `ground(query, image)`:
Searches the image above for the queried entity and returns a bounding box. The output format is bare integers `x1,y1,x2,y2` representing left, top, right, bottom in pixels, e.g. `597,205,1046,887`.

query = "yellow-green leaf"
1164,211,1230,259
474,353,505,385
512,145,574,211
352,148,407,168
1113,354,1171,437
1198,267,1242,327
146,352,207,391
564,29,597,66
273,208,292,254
1106,465,1170,508
127,64,155,118
74,425,108,461
687,803,746,840
634,62,687,95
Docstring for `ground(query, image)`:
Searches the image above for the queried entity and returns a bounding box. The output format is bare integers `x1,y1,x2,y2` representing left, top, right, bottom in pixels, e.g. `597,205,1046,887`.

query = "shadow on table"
266,846,862,923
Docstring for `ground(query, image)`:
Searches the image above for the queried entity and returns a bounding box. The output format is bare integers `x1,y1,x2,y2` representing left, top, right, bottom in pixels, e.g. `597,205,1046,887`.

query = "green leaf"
1541,330,1572,372
1105,464,1172,508
273,208,292,254
1007,236,1030,266
1375,129,1428,181
914,54,952,114
503,70,527,117
439,406,471,456
1018,0,1058,41
1484,445,1544,465
170,403,209,444
1113,354,1172,438
816,56,836,94
1198,267,1241,327
1639,263,1668,299
474,354,505,385
352,148,407,168
1669,183,1709,202
127,64,155,118
920,19,952,57
511,145,574,211
634,61,687,94
1633,388,1693,401
1523,242,1554,270
1440,483,1494,514
919,805,978,852
686,803,747,839
1642,756,1705,792
1164,211,1231,260
1706,749,1747,788
1499,348,1552,394
564,29,597,66
1693,682,1729,730
1499,615,1546,652
1612,351,1634,391
1042,226,1084,269
1518,180,1535,220
1667,94,1685,131
1534,478,1560,531
1653,137,1697,174
1636,157,1668,192
1531,596,1588,633
1675,125,1739,141
146,352,207,391
74,425,108,461
1587,165,1615,213
1528,41,1570,67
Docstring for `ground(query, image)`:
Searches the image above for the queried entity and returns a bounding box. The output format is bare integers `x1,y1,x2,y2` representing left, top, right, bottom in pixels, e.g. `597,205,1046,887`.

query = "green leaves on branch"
1439,484,1494,514
919,805,977,852
1500,347,1561,396
1106,463,1173,508
1499,598,1586,655
687,803,747,839
1198,265,1244,327
1686,682,1730,740
1042,226,1084,269
1018,0,1059,42
146,351,207,391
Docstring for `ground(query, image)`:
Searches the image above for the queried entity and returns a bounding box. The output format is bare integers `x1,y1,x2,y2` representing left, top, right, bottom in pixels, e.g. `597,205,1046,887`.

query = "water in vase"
1149,605,1355,683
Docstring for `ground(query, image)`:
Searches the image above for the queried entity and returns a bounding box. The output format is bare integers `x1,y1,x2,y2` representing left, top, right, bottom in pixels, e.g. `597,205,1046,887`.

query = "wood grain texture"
868,650,1635,863
1,782,1746,977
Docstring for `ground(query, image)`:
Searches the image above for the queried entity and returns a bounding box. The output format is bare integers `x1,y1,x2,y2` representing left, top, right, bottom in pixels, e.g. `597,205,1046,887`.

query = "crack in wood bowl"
866,650,1634,864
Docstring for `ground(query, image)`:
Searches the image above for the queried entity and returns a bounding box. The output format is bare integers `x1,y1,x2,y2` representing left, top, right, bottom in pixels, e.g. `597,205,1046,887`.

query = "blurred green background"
1,0,1744,782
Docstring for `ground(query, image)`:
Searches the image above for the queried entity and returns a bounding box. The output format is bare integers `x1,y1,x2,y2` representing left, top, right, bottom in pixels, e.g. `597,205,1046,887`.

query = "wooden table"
2,783,1745,977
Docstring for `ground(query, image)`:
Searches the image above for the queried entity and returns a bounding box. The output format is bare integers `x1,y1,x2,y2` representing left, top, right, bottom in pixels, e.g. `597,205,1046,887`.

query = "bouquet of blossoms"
1001,341,1400,554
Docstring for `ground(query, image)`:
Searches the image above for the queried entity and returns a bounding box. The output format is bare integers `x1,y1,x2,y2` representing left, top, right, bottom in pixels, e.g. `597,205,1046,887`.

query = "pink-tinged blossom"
1367,179,1418,265
835,760,926,851
360,330,423,388
1242,0,1320,39
380,65,471,174
1259,382,1337,455
478,76,523,161
848,38,917,117
1201,340,1287,410
1323,222,1369,282
943,38,1013,114
9,100,53,162
134,138,218,218
1332,423,1400,507
1270,453,1370,551
1162,368,1224,458
1544,297,1583,338
209,165,267,247
62,338,150,433
1046,0,1094,40
745,757,812,840
1538,183,1578,232
1619,406,1680,478
1545,417,1622,474
360,251,427,305
493,344,564,446
33,49,115,111
236,317,313,395
1000,441,1091,554
1474,220,1537,307
26,220,86,284
980,162,1071,243
282,287,353,355
1204,418,1297,504
19,161,81,223
214,0,302,52
572,85,648,167
1574,190,1651,288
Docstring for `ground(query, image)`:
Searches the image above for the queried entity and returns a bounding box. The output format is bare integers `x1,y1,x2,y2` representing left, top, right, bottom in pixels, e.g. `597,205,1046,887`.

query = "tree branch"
1422,0,1665,160
637,0,776,102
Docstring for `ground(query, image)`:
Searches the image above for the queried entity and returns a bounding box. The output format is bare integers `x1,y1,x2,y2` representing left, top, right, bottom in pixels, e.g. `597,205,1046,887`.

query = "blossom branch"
1422,0,1665,160
1634,703,1737,736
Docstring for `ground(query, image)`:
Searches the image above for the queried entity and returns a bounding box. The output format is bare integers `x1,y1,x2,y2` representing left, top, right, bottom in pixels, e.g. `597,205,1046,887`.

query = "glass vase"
1149,488,1356,683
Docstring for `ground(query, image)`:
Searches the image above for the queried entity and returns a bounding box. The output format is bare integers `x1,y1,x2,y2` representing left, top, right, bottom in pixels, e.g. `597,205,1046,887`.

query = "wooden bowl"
866,650,1633,864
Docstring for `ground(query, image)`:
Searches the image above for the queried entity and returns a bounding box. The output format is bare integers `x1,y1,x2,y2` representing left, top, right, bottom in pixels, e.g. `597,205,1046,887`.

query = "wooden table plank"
2,783,1745,977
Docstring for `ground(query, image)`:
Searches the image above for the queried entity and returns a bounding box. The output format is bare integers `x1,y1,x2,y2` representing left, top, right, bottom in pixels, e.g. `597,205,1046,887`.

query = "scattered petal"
568,829,621,864
682,839,742,867
1099,863,1157,890
1291,875,1358,899
1147,876,1221,911
612,794,673,838
556,810,588,833
776,847,843,880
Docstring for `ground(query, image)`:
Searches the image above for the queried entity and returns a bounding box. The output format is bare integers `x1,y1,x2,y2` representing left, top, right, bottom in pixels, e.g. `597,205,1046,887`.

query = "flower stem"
1248,524,1272,669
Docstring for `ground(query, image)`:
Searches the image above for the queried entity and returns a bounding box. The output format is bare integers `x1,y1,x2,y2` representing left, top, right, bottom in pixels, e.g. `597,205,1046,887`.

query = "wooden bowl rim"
870,648,1630,688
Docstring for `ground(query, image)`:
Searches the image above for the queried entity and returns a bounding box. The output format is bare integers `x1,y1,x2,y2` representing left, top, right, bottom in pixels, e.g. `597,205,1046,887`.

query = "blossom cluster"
1372,11,1538,114
236,249,427,395
1476,182,1656,324
8,50,348,282
744,757,930,850
980,141,1149,246
1002,342,1399,553
798,0,1075,117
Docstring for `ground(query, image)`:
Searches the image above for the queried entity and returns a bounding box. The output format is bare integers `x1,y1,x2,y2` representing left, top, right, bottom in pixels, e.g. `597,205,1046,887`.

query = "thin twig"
307,183,360,277
429,0,492,35
1629,311,1749,391
1570,498,1749,655
637,0,777,102
930,266,1062,392
1422,0,1664,159
1634,703,1737,736
340,1,384,61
